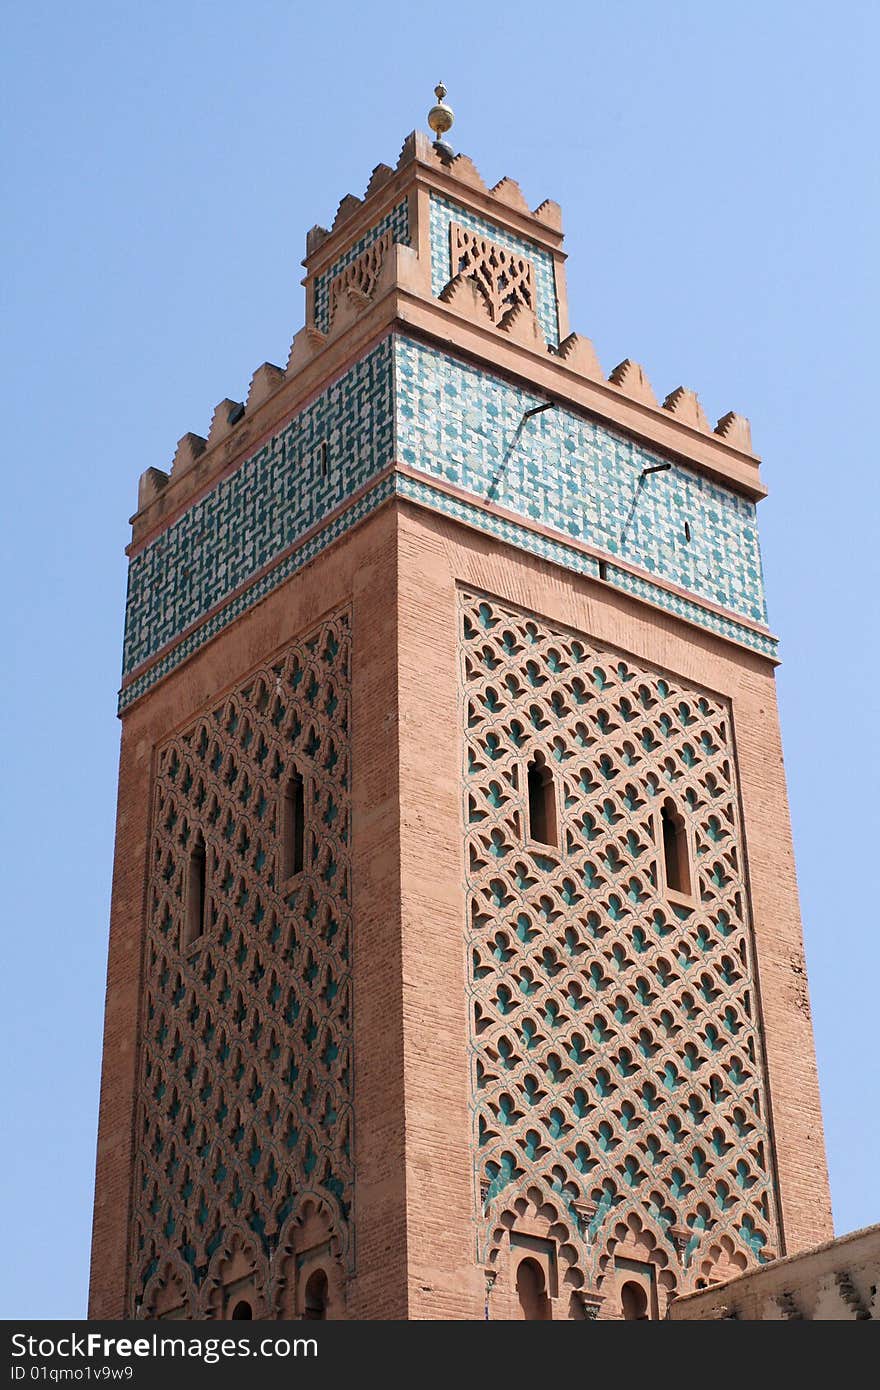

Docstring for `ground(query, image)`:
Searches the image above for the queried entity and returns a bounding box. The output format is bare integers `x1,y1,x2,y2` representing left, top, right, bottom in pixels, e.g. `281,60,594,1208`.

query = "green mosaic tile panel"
121,332,776,714
123,340,394,681
396,473,777,660
119,474,396,711
429,193,560,346
394,337,769,628
312,201,410,333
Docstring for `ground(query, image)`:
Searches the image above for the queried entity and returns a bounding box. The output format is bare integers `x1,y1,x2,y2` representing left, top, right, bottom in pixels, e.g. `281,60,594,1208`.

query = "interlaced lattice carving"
130,611,352,1315
450,223,536,324
461,591,780,1304
328,230,392,326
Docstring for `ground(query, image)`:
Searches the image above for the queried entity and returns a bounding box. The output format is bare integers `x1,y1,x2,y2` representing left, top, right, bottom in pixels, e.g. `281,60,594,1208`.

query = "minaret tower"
90,93,831,1319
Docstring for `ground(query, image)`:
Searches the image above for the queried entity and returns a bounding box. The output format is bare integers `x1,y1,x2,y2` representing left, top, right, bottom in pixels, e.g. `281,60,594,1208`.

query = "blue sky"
2,1,877,1318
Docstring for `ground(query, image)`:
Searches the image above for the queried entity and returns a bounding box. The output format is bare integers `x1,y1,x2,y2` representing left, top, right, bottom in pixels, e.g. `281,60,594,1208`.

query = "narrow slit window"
282,769,305,878
527,753,558,848
185,832,207,946
660,798,691,896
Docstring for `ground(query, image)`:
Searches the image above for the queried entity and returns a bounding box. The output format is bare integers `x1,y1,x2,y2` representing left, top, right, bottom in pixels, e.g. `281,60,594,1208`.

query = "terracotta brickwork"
132,610,353,1316
90,507,411,1319
393,504,831,1318
460,588,779,1310
91,128,834,1320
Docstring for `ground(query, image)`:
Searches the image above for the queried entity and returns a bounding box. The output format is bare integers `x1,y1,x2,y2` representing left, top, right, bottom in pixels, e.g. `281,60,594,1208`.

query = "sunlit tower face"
90,104,831,1321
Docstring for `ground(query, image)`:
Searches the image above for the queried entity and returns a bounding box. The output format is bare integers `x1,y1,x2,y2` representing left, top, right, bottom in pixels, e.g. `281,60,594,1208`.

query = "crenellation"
662,385,712,433
715,410,753,452
555,330,604,380
488,175,533,213
137,466,169,511
332,192,363,231
395,129,422,168
608,357,659,407
364,162,395,198
170,430,207,476
305,223,331,257
532,198,563,229
206,398,244,451
496,296,545,348
670,1226,879,1320
245,361,285,411
441,151,488,192
285,324,325,374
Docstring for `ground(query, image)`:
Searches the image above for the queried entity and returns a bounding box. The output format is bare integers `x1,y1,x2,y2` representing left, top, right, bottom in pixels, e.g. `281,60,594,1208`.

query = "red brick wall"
394,502,831,1319
89,504,409,1318
91,497,831,1319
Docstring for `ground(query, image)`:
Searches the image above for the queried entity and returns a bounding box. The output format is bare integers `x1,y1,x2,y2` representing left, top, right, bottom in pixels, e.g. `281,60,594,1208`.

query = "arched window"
185,832,207,946
660,799,690,896
516,1257,551,1320
527,753,557,848
231,1299,253,1320
282,769,305,878
621,1280,649,1320
304,1268,328,1320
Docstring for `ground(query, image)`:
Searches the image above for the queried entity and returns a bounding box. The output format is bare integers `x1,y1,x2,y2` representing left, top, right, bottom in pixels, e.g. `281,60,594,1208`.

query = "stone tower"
89,119,832,1320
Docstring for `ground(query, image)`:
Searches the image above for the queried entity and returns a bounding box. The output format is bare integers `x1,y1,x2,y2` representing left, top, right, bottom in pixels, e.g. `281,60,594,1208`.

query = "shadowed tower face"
89,100,831,1320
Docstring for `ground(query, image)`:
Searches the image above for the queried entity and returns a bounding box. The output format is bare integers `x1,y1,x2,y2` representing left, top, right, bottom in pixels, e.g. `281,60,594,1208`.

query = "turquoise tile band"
394,337,767,629
121,333,775,712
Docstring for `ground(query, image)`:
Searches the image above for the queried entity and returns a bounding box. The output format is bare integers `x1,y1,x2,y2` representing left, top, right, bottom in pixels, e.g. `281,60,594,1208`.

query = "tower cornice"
131,198,763,551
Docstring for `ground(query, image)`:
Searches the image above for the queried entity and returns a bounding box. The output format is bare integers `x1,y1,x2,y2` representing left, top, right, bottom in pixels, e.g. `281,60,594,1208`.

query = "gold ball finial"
428,81,454,150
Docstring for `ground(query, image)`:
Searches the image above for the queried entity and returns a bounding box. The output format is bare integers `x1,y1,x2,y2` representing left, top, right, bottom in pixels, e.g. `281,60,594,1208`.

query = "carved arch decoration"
139,1251,199,1319
199,1226,268,1319
696,1231,749,1289
269,1194,346,1319
485,1185,584,1320
328,230,392,327
595,1210,679,1318
460,589,780,1312
449,223,536,326
128,610,353,1314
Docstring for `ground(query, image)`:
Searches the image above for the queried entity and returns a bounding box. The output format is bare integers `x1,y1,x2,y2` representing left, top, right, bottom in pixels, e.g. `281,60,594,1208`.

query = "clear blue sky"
3,1,877,1319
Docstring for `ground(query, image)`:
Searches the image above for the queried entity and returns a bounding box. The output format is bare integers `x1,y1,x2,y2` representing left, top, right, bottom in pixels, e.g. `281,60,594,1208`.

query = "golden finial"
427,81,454,156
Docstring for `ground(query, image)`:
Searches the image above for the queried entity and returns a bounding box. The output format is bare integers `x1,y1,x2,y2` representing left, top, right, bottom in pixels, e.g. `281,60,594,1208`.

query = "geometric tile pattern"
460,591,780,1299
396,338,769,627
121,334,776,712
123,339,394,680
603,564,775,656
130,611,353,1311
394,473,778,659
430,193,560,345
313,201,410,334
119,474,395,712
